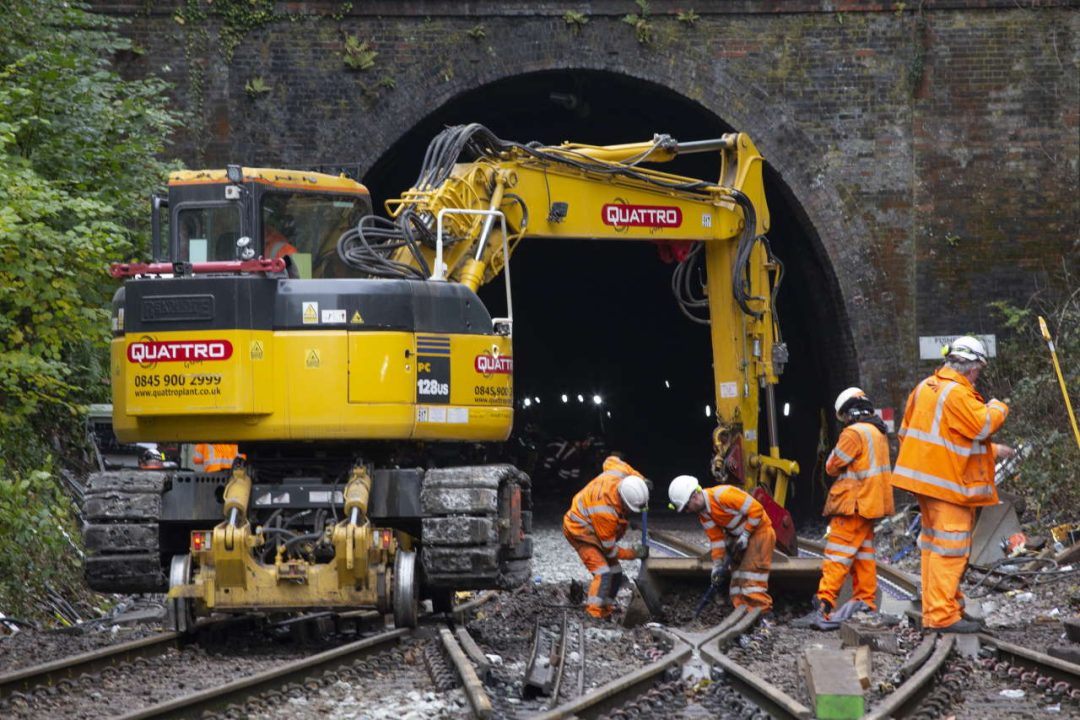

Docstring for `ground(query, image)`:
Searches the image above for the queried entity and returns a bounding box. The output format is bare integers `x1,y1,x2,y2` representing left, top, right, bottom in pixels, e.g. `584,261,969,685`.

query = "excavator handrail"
435,207,514,335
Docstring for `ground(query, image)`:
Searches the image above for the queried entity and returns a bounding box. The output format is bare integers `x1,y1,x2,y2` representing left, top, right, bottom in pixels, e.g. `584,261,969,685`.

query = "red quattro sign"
127,340,234,363
474,354,513,374
602,204,682,228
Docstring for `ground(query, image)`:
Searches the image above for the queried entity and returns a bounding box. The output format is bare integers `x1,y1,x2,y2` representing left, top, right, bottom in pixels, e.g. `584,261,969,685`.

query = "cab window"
260,192,367,278
177,205,242,262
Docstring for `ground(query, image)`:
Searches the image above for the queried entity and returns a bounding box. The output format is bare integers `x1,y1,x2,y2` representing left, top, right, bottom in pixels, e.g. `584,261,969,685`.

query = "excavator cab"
151,166,371,279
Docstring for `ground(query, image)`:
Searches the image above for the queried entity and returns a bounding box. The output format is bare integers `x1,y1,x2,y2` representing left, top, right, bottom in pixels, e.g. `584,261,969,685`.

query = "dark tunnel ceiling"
363,70,855,519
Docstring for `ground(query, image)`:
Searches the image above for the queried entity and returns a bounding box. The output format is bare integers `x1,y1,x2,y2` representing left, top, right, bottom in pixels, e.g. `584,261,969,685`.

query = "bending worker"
563,455,650,619
808,387,895,622
893,336,1014,634
668,476,775,610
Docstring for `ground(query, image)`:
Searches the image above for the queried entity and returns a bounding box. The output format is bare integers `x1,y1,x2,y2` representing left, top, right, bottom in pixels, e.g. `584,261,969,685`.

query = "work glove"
710,562,729,587
632,543,650,559
732,531,750,554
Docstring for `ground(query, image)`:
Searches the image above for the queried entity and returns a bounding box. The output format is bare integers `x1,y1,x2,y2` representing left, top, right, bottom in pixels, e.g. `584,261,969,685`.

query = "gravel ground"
5,506,1080,719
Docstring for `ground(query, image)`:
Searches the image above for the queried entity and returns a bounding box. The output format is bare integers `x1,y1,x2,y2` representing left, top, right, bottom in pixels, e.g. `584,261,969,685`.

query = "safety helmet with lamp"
668,474,701,512
834,386,867,419
618,475,650,513
946,335,988,365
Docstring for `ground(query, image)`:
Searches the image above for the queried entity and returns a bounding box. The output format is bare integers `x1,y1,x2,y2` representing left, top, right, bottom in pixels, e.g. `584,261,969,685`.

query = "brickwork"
95,1,1077,409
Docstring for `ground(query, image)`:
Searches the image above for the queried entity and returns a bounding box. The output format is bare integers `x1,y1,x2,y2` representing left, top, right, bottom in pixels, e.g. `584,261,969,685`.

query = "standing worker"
803,388,895,624
893,336,1015,633
668,476,775,611
563,455,650,619
192,443,241,473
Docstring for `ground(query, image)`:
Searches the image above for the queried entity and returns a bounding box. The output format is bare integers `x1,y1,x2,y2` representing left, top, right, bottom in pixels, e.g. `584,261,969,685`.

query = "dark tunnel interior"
362,70,857,521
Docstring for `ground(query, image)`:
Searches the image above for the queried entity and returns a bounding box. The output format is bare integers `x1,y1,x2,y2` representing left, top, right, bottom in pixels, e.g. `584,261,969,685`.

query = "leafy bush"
0,0,181,621
984,264,1080,524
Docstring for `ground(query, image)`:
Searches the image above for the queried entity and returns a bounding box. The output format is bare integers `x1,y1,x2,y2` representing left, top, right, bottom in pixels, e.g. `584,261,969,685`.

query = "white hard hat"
947,336,988,364
668,474,700,512
618,475,649,513
834,387,867,418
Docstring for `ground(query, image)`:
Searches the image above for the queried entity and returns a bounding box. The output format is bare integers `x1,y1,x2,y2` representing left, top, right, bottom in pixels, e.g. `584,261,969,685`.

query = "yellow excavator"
85,125,798,630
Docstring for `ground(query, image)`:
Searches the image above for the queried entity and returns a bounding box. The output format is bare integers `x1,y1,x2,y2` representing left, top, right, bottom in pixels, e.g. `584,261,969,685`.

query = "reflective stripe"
746,517,760,529
922,527,971,542
739,496,753,515
600,538,616,548
710,541,726,550
701,520,716,529
893,465,995,498
583,504,618,518
825,553,854,566
855,552,875,560
840,464,894,481
725,515,743,529
974,411,994,441
825,541,858,554
586,596,604,605
593,565,611,575
918,537,970,557
832,447,854,463
732,571,769,582
931,382,957,436
900,427,979,457
602,470,628,479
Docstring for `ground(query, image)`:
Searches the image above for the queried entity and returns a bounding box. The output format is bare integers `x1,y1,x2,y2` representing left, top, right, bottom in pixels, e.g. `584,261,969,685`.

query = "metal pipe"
765,384,779,453
229,508,239,527
675,136,738,154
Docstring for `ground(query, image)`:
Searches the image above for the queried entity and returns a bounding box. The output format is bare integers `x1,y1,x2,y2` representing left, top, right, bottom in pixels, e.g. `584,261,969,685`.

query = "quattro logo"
127,340,234,363
475,354,513,374
602,204,682,228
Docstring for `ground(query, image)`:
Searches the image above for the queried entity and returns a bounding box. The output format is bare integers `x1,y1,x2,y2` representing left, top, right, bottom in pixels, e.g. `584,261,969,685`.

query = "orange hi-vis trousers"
817,515,878,610
564,530,624,618
917,495,975,629
731,527,775,610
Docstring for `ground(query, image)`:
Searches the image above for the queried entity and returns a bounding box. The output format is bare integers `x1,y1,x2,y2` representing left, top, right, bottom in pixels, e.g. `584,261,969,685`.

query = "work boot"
792,597,832,628
932,617,982,634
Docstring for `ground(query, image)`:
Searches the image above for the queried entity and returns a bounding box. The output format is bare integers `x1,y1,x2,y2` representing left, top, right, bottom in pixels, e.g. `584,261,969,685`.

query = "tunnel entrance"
363,70,855,521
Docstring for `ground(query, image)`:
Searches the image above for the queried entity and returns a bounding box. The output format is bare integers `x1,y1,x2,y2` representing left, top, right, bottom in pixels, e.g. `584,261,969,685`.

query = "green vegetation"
623,0,655,45
245,76,272,97
0,0,180,622
985,269,1080,522
563,11,588,33
676,9,700,26
342,36,378,71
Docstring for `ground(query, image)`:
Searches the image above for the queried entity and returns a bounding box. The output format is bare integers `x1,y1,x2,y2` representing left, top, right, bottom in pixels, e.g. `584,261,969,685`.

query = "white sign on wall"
918,334,997,360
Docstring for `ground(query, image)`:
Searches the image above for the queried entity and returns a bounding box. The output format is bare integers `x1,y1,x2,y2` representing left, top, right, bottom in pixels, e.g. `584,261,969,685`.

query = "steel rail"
865,634,956,720
979,633,1080,687
439,627,493,719
550,611,570,703
0,631,184,700
531,632,692,719
646,528,706,558
113,628,409,720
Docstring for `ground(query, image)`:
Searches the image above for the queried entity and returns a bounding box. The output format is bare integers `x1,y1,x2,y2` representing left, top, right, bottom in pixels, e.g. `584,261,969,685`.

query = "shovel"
624,510,665,625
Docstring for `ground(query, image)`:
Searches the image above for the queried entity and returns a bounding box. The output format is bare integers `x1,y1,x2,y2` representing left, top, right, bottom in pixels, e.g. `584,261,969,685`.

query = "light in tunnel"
534,397,541,404
577,394,584,403
664,380,671,388
592,394,602,405
705,404,712,417
561,394,568,403
783,402,790,417
523,398,532,408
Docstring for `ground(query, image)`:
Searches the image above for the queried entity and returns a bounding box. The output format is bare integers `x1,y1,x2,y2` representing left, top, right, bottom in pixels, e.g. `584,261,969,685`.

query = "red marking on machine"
602,204,682,228
474,354,513,374
128,340,234,363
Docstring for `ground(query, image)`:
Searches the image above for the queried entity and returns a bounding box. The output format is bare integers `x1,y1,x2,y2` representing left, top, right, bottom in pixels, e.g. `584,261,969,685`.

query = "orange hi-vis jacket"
698,485,771,564
562,457,641,561
893,367,1007,507
193,443,240,473
823,421,896,519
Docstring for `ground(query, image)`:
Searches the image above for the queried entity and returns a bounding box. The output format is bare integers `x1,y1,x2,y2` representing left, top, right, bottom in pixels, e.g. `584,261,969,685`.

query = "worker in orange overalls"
192,443,241,473
893,336,1014,633
562,456,650,619
806,387,896,623
668,475,775,610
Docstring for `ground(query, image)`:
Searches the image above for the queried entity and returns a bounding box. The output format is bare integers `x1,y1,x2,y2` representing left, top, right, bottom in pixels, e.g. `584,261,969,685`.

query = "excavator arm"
341,124,799,506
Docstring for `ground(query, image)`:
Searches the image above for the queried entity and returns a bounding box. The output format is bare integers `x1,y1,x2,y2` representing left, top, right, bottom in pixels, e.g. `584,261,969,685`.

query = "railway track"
5,528,1079,719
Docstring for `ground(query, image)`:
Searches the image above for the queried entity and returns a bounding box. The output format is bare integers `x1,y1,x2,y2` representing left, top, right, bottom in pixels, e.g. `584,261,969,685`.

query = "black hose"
283,531,325,554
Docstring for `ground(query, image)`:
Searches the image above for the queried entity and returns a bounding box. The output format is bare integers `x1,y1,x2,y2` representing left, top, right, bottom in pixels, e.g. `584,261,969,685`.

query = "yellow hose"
1039,316,1080,452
